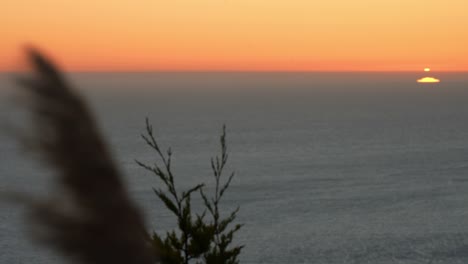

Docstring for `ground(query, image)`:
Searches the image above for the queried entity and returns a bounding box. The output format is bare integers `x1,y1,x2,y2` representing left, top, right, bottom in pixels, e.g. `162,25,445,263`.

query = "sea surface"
1,72,468,263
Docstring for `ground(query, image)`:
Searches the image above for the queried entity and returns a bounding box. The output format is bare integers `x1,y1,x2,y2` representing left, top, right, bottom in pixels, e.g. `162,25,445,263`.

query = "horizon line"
1,70,467,74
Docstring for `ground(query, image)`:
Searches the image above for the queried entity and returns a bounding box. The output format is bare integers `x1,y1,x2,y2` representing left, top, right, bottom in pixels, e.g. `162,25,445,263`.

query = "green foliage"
136,119,243,264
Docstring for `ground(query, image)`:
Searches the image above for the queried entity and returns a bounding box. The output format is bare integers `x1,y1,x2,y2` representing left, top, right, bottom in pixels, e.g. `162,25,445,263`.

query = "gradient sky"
1,0,467,71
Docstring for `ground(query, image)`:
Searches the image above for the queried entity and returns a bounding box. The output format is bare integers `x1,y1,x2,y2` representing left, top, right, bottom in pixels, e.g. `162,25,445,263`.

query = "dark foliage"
17,48,155,264
137,121,243,264
15,47,242,264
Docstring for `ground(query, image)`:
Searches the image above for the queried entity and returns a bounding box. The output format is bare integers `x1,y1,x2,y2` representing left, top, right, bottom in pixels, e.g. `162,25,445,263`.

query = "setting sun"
417,77,441,83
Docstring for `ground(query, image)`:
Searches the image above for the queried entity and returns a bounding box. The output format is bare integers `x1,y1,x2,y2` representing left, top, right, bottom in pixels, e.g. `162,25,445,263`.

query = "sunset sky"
1,0,467,72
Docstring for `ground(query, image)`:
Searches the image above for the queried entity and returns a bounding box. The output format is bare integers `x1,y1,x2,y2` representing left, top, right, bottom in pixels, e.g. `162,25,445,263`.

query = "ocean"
1,72,468,263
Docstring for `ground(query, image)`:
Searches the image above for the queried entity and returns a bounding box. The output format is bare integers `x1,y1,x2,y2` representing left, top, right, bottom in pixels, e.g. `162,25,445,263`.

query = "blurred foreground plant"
16,48,155,264
137,120,243,264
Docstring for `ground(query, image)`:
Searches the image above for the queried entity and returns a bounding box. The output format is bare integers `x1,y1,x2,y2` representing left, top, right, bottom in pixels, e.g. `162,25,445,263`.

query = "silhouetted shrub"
137,119,243,264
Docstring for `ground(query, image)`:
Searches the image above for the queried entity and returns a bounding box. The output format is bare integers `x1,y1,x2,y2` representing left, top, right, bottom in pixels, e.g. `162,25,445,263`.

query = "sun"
417,68,440,83
417,77,440,83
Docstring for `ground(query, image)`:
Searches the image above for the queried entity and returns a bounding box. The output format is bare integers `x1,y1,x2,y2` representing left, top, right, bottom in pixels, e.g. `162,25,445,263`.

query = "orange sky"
1,0,467,71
